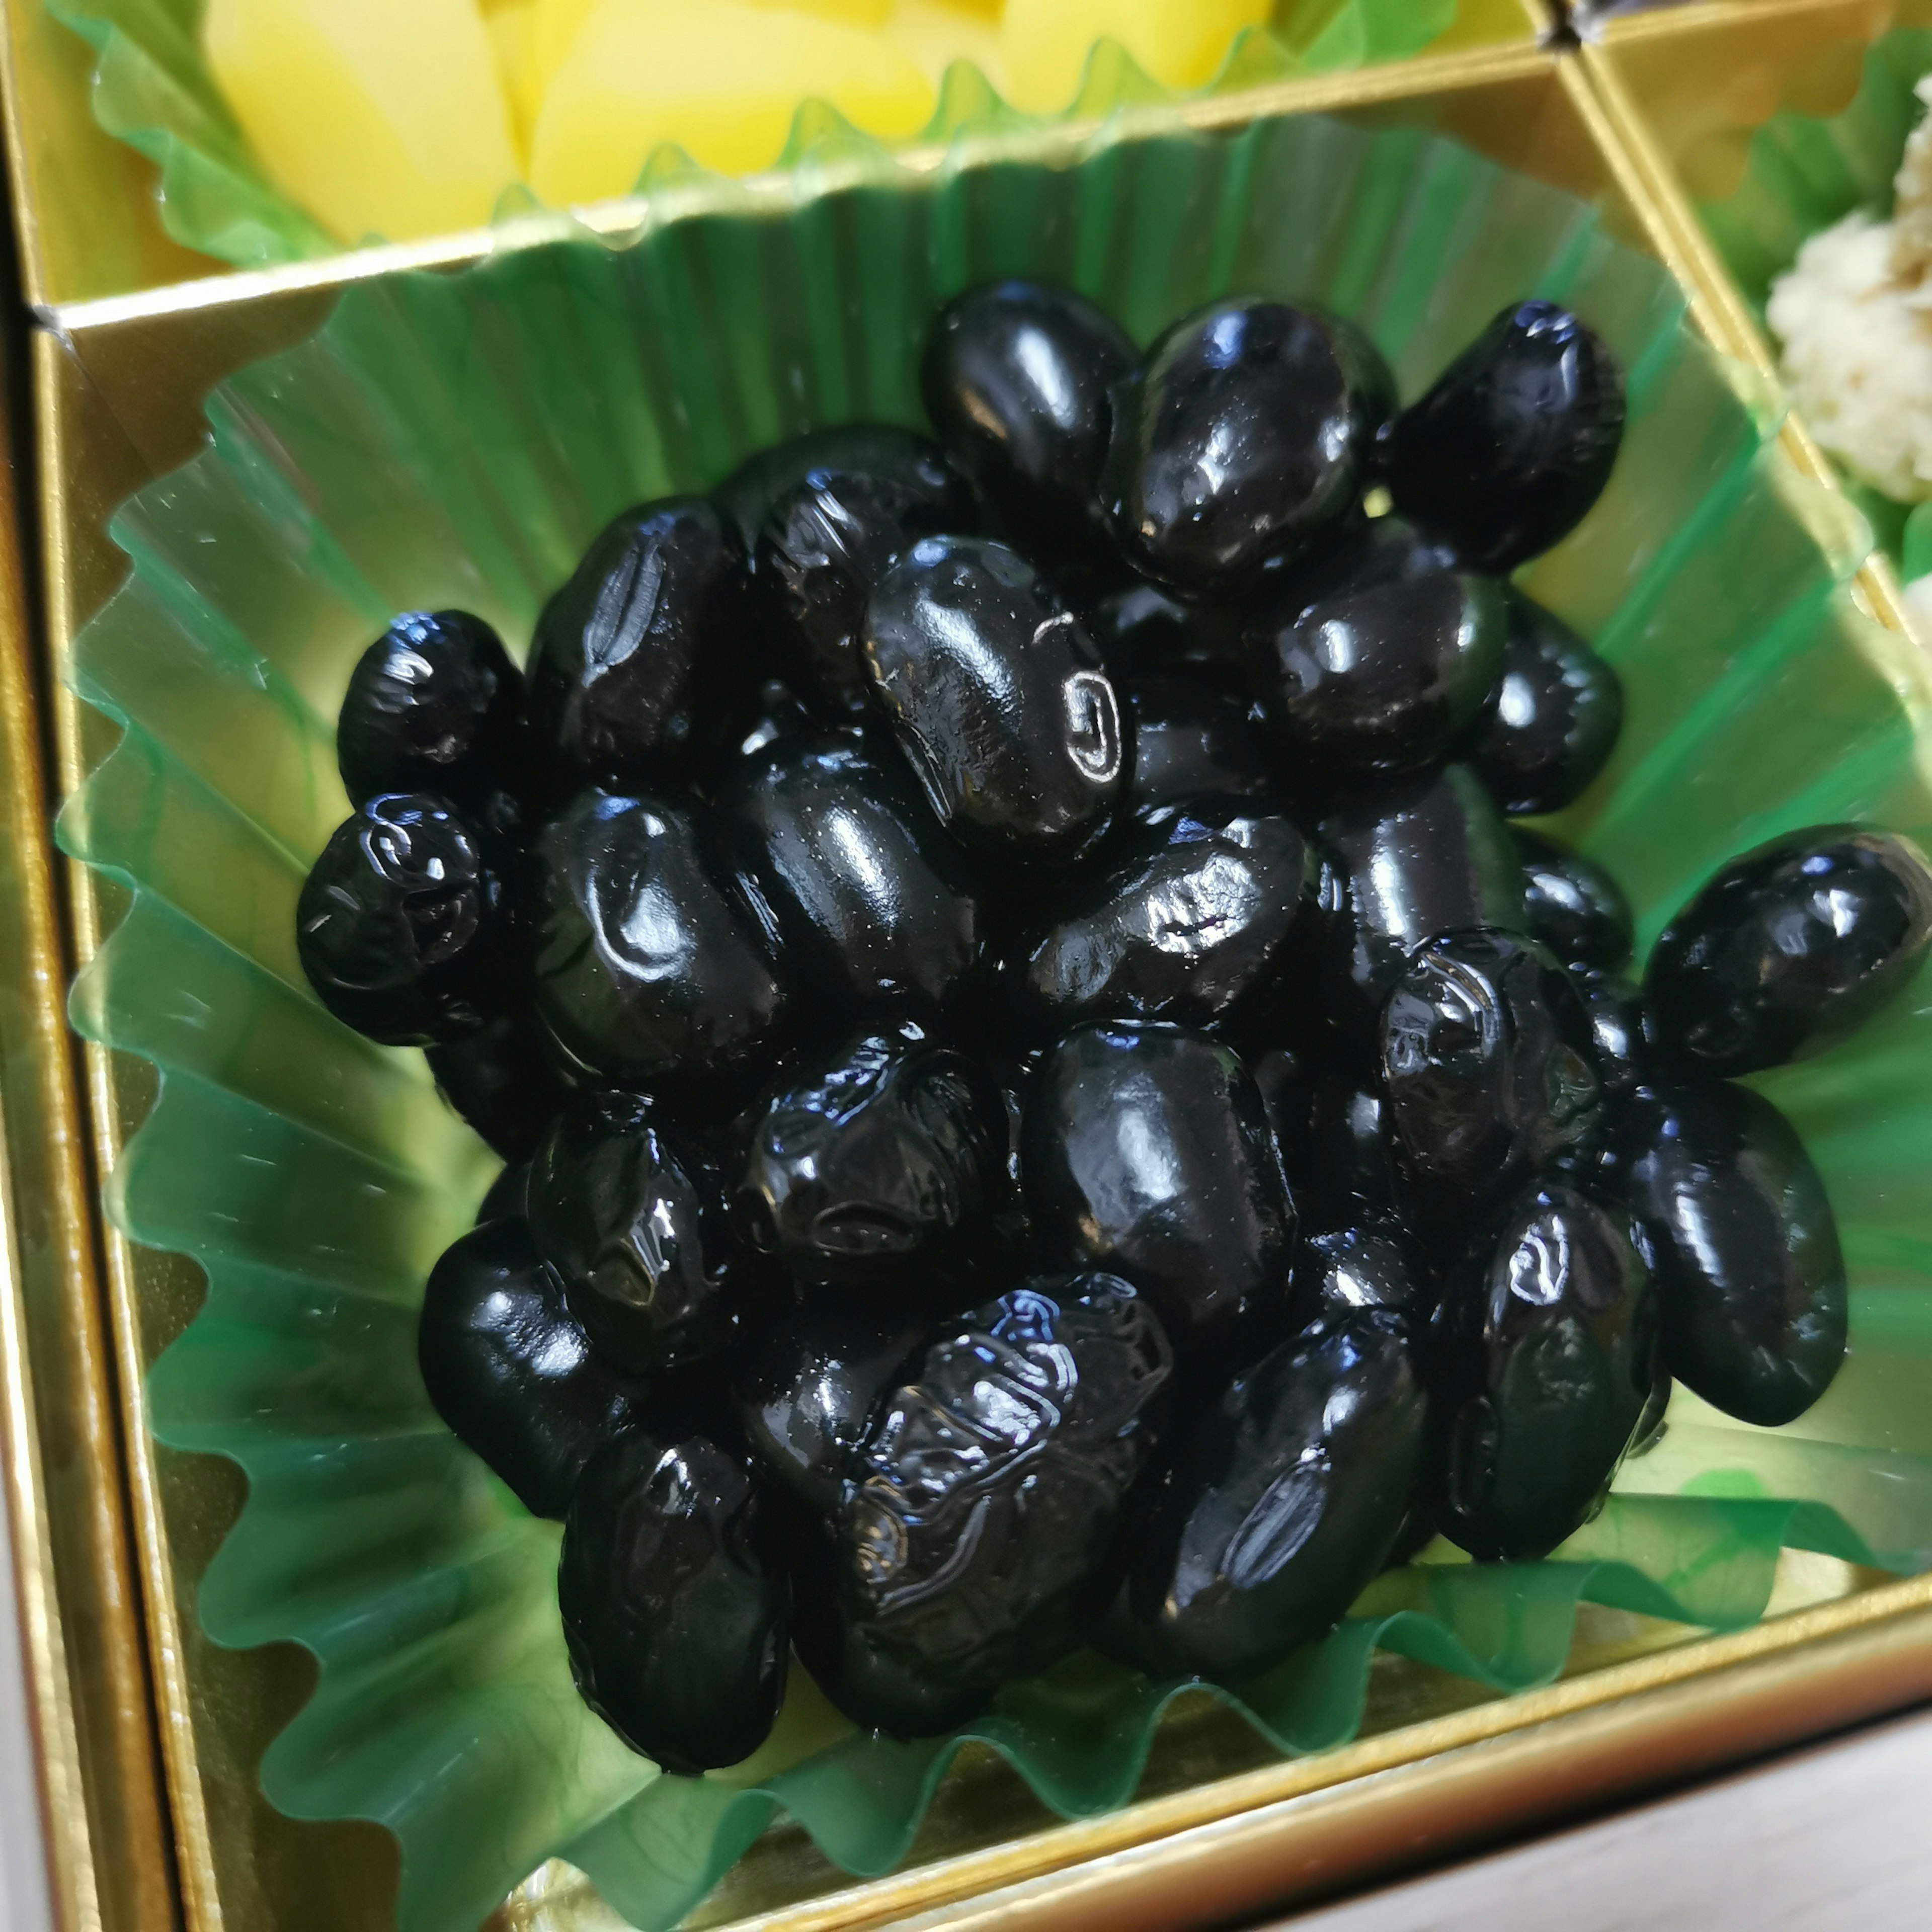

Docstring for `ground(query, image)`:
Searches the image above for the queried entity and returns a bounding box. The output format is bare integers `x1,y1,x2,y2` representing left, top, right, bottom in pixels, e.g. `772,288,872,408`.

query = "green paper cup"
56,105,1932,1932
48,0,1491,271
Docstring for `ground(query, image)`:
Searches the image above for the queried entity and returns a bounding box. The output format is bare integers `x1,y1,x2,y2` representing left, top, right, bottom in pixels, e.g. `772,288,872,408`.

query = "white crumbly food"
1768,77,1932,509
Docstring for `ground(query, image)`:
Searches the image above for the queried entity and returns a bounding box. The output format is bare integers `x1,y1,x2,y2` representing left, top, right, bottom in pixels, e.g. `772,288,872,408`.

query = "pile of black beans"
296,284,1932,1776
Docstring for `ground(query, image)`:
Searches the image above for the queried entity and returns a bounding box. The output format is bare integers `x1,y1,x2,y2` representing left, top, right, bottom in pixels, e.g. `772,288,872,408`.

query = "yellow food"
747,0,894,25
886,0,1006,89
205,0,521,243
999,0,1271,111
483,2,538,159
530,0,936,204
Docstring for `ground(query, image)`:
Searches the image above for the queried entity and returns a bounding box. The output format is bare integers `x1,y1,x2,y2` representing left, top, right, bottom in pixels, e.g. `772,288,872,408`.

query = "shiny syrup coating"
337,610,526,809
1129,1312,1426,1676
1318,764,1526,1010
1432,1180,1656,1560
920,280,1137,551
1120,678,1272,819
1517,829,1634,975
526,498,745,785
527,1091,741,1376
738,1023,1007,1291
1012,801,1315,1031
748,427,975,712
1083,575,1254,690
864,535,1125,866
1250,554,1506,778
1644,826,1932,1077
1573,972,1650,1099
1463,591,1623,815
296,793,507,1046
1292,1223,1431,1327
1022,1022,1296,1346
723,734,982,1014
1100,300,1391,587
1379,930,1602,1217
1380,301,1627,573
418,1217,647,1519
531,790,785,1084
559,1429,790,1772
1614,1082,1846,1427
426,1008,575,1161
734,1286,928,1515
795,1274,1172,1735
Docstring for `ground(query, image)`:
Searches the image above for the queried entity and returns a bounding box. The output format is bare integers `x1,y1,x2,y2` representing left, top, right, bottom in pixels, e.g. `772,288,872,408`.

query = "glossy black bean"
531,790,785,1084
1129,1312,1425,1677
427,1009,574,1161
1293,1224,1430,1326
296,793,508,1045
1629,1363,1672,1459
418,1218,646,1518
864,535,1124,865
1022,1022,1295,1346
734,1286,927,1515
1012,803,1315,1031
1644,826,1932,1077
559,1429,789,1772
1083,576,1254,690
1121,679,1273,819
1614,1082,1846,1427
738,1023,1007,1290
795,1273,1172,1734
1250,558,1506,778
1296,1080,1407,1232
724,735,982,1014
526,498,745,784
1518,829,1634,975
1464,591,1622,815
475,1158,530,1226
337,610,526,809
1380,930,1602,1214
748,428,975,712
1574,972,1650,1099
1100,300,1390,587
920,280,1137,550
527,1091,740,1376
1318,764,1525,1009
1381,301,1625,572
1432,1180,1656,1560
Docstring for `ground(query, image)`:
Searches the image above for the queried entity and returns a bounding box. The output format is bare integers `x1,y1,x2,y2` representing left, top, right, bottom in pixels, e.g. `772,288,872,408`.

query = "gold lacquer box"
5,11,1932,1932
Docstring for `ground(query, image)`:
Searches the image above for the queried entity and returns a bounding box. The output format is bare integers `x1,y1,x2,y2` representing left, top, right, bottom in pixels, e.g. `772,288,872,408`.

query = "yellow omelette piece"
530,0,936,204
999,0,1271,112
886,0,1006,90
204,0,521,243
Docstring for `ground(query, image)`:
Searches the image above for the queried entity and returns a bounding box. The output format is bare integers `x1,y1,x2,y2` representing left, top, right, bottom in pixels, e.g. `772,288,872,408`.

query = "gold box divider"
14,25,1932,1932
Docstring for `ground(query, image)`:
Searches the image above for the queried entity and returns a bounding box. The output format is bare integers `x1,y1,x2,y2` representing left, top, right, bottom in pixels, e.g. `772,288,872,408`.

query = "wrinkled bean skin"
725,736,983,1014
1023,1022,1296,1345
1120,679,1273,819
526,499,745,785
1613,1082,1846,1427
427,1009,575,1160
528,1091,741,1375
1380,301,1626,573
864,536,1125,865
1318,765,1525,1009
1380,930,1602,1215
560,1430,790,1773
1129,1312,1426,1676
739,1025,1008,1290
1293,1224,1430,1326
795,1274,1172,1734
1464,592,1622,815
531,791,786,1084
1432,1180,1656,1560
747,429,975,711
921,281,1137,551
337,610,526,810
1518,829,1634,975
1012,803,1315,1030
1101,300,1391,587
418,1218,647,1519
1644,827,1932,1077
297,793,508,1045
735,1287,928,1514
1250,559,1506,778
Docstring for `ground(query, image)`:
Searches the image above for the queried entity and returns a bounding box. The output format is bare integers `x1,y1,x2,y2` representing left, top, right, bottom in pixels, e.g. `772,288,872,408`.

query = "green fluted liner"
56,112,1932,1932
49,0,1466,270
